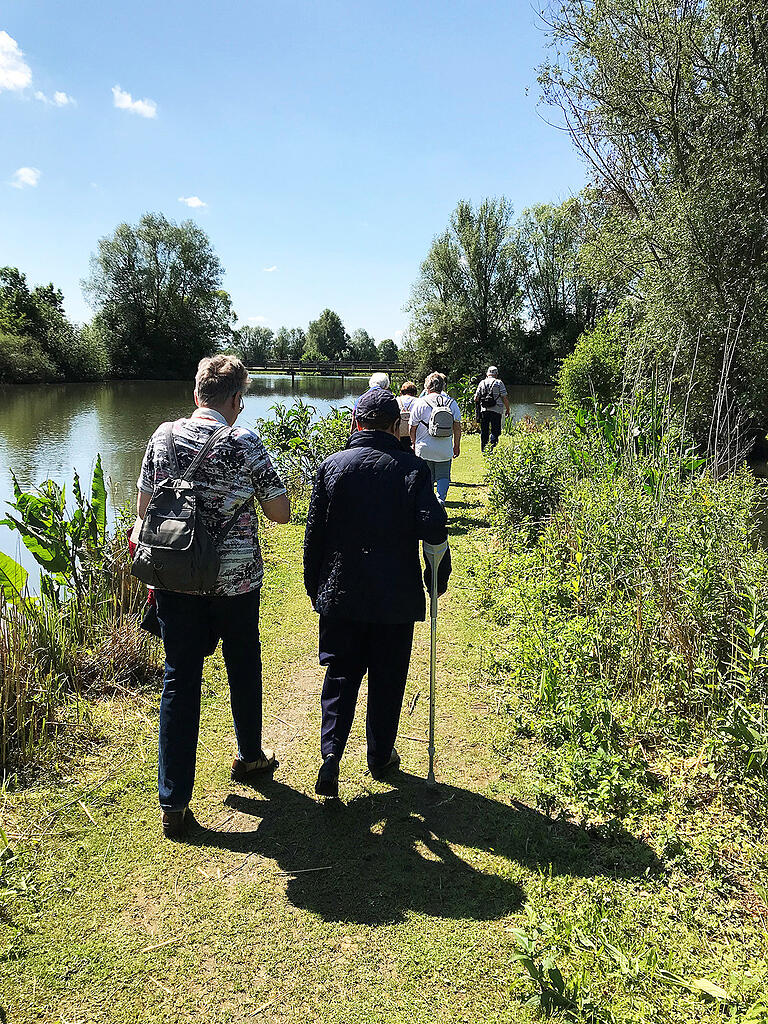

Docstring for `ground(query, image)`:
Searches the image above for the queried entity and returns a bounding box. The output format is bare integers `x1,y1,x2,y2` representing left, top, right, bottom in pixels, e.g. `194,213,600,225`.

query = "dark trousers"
319,616,415,768
155,588,263,810
480,411,503,451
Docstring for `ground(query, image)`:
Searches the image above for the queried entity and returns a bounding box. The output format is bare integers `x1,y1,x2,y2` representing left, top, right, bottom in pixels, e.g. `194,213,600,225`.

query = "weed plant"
481,392,768,823
0,464,159,775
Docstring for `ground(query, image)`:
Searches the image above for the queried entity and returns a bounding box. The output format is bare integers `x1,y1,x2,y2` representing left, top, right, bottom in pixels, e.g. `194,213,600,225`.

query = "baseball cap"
356,387,401,423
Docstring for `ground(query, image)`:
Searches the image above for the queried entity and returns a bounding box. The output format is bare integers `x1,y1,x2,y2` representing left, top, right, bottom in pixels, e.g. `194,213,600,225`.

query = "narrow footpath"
0,439,650,1023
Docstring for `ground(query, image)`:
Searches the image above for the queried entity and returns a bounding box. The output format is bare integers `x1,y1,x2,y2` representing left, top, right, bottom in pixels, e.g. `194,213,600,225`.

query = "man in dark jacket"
304,388,451,798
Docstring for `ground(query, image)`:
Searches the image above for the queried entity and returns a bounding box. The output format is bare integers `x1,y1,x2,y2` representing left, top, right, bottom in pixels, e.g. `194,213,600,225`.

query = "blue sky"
0,0,586,343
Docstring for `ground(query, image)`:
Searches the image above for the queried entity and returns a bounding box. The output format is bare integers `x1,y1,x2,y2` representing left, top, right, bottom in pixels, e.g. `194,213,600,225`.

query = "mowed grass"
1,436,765,1023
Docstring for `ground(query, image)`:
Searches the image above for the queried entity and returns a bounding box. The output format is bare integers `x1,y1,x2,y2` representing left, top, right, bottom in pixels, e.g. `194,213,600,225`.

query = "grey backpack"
427,394,455,438
131,423,243,594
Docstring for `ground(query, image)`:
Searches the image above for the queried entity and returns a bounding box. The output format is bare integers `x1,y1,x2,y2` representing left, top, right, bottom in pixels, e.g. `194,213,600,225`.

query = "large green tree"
0,267,107,382
407,198,523,378
348,328,379,362
303,308,347,361
377,338,399,363
540,0,768,431
83,213,232,378
273,326,306,361
513,195,621,379
232,325,274,365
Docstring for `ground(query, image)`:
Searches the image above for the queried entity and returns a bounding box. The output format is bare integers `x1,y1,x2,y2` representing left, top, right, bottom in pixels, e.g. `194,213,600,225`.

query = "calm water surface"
0,376,555,575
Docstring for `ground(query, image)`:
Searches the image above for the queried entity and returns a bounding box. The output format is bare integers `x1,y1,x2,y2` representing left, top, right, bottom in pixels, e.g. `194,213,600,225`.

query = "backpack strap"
181,425,232,481
164,421,181,478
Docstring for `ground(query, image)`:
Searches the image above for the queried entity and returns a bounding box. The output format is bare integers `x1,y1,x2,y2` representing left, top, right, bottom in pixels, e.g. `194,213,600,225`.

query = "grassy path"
0,437,735,1023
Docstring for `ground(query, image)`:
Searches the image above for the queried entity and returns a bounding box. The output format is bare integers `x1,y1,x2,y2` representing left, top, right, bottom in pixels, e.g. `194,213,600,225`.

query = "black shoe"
368,747,401,780
161,807,188,840
315,754,339,798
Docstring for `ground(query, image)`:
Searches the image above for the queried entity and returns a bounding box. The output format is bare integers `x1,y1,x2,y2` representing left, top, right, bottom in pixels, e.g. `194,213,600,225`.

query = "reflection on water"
0,376,555,576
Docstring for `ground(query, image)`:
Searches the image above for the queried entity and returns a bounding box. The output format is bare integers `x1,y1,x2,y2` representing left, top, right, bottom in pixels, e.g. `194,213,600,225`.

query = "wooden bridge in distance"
246,360,402,385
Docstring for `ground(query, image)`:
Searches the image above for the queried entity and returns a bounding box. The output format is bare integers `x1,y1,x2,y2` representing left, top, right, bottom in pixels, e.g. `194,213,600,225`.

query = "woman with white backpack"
409,372,462,506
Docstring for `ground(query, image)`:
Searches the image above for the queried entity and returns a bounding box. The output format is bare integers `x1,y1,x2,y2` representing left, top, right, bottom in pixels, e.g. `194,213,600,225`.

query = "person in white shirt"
396,381,419,451
409,372,462,505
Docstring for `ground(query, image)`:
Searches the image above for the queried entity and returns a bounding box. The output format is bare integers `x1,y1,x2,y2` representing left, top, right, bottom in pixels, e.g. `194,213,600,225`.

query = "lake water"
0,376,555,577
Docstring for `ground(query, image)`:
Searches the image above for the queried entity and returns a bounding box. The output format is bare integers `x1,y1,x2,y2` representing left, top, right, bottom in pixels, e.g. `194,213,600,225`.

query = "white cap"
487,366,499,377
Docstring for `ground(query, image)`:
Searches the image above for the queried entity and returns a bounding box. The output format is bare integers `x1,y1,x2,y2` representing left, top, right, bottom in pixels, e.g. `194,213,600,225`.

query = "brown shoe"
231,749,278,783
161,807,188,840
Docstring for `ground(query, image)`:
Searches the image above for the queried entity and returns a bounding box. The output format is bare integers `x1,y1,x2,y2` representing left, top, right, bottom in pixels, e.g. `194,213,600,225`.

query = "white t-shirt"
410,393,462,462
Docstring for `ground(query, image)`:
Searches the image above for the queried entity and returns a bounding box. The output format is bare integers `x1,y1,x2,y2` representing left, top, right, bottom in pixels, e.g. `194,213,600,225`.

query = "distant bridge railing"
246,360,402,382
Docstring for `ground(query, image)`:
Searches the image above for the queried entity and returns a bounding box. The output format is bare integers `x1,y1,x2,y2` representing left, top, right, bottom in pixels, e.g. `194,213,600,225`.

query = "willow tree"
84,213,232,378
407,198,523,379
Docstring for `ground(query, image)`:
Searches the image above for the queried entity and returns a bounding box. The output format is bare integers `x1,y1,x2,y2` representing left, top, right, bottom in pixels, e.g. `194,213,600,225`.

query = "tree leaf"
0,550,28,605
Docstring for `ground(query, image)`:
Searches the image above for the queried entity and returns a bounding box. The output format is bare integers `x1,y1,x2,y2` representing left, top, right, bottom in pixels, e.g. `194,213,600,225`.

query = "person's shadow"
189,772,660,925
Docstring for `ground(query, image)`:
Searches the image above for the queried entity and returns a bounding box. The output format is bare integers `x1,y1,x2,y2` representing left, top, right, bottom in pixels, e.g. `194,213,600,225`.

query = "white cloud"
9,166,41,189
262,265,278,273
112,84,157,119
247,316,269,324
178,195,206,208
34,89,76,106
0,31,31,93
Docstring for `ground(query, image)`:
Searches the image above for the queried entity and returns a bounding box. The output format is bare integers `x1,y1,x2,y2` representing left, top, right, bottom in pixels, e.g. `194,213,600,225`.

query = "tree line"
232,316,398,367
405,0,768,441
0,213,398,384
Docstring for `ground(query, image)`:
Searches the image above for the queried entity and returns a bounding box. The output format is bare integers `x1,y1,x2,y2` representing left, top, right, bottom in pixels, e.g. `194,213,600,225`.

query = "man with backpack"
134,355,290,839
474,366,510,452
409,372,462,505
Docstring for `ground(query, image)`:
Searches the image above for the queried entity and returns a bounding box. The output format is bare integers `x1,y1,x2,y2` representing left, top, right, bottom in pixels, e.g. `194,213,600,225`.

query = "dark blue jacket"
304,430,451,623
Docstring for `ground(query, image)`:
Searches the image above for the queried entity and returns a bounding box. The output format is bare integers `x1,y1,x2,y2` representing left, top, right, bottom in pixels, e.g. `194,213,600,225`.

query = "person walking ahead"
136,355,290,838
304,387,451,798
409,372,462,505
474,365,510,452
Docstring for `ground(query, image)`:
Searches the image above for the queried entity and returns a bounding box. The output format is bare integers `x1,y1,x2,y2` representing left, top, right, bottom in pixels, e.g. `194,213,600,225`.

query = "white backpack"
426,394,455,438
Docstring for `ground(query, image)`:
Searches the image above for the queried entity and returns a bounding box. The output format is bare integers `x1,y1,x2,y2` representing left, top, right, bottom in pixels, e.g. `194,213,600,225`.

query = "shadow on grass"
446,512,489,537
189,771,660,925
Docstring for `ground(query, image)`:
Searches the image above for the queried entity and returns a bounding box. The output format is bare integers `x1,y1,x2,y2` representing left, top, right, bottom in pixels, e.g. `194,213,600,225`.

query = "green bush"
484,423,569,539
558,312,625,408
481,400,768,819
0,332,61,383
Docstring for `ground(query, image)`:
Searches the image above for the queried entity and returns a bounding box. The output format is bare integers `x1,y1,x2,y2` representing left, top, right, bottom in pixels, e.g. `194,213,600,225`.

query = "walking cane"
423,540,448,787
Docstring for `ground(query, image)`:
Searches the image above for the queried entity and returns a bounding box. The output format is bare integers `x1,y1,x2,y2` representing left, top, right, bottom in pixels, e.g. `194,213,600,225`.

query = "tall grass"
481,390,768,820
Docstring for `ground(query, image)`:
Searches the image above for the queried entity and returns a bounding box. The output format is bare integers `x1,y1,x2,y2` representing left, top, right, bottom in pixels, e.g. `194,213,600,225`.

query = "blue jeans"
423,458,452,503
154,588,264,811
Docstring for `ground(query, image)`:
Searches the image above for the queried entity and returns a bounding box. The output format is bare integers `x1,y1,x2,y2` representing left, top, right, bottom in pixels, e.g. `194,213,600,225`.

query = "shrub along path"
0,437,759,1023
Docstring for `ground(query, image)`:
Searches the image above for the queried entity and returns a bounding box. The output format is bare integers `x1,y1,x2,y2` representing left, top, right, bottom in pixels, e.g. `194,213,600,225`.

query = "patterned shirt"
137,408,286,596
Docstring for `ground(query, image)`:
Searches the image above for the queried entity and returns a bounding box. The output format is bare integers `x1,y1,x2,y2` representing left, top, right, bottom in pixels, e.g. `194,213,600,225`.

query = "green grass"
1,437,767,1023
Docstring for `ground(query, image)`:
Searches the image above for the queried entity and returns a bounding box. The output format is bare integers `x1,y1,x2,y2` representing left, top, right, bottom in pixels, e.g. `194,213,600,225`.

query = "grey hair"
369,372,390,389
425,371,445,393
195,354,249,406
